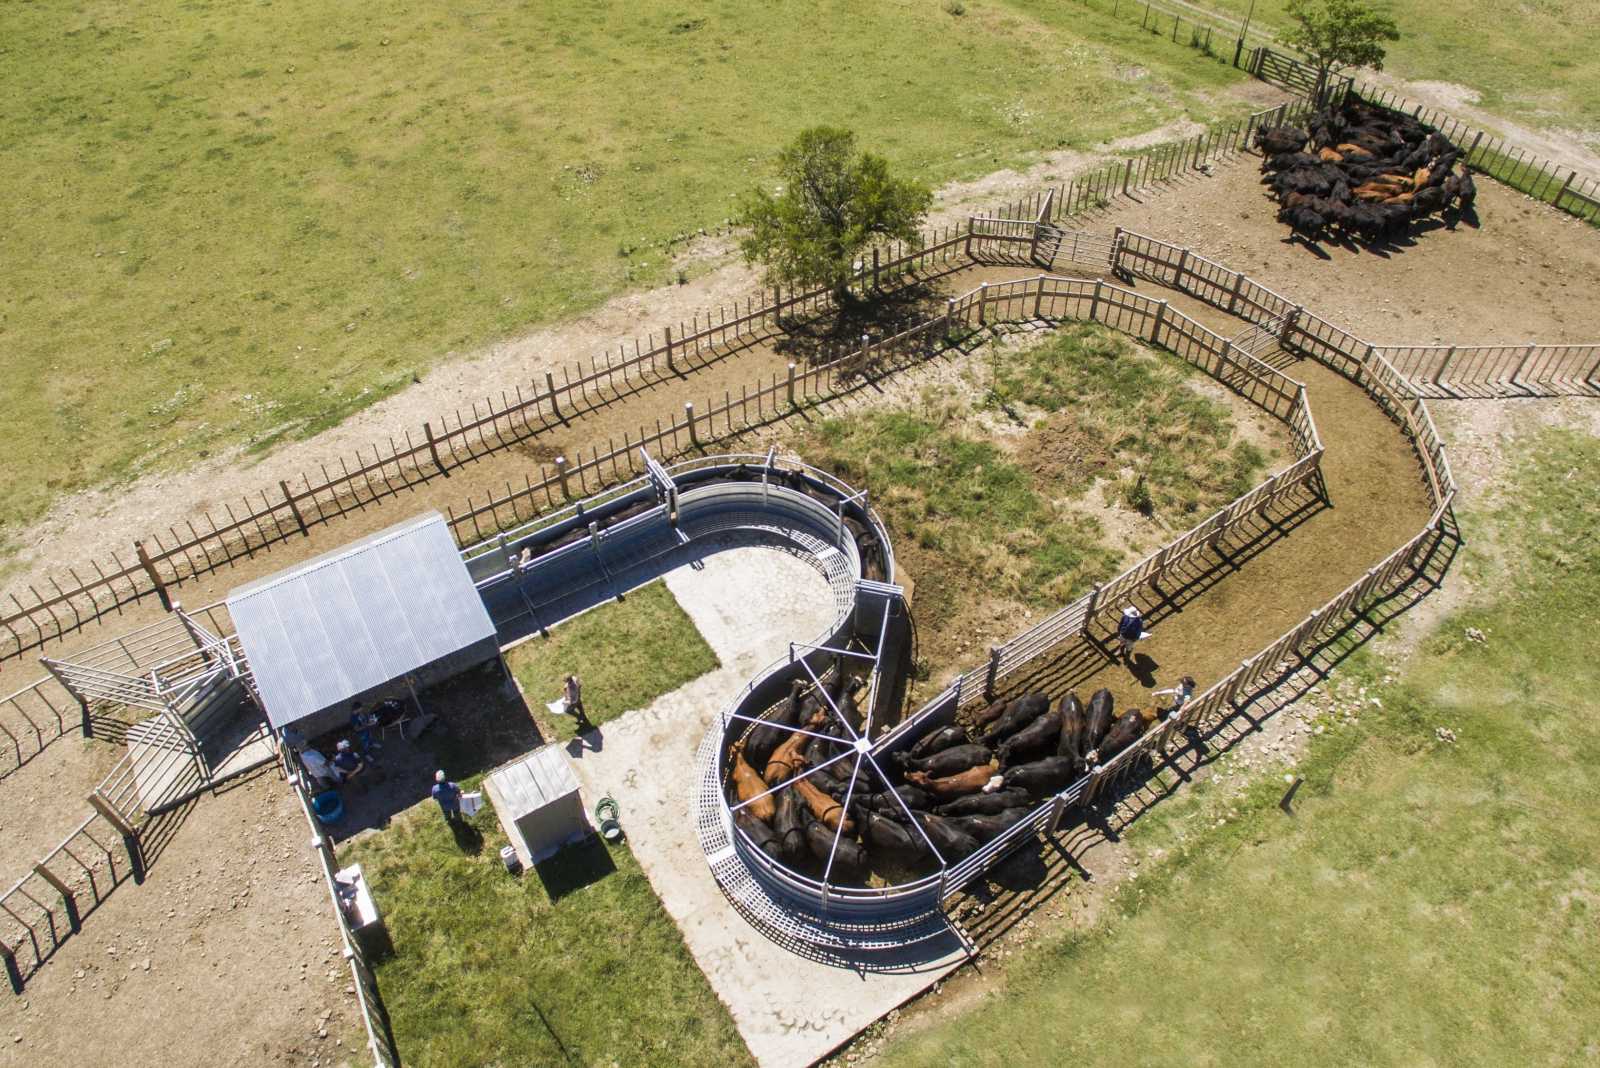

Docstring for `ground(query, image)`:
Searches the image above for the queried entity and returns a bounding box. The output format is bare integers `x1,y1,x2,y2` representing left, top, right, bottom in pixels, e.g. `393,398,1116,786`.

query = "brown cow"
906,760,1000,799
795,776,855,835
731,752,775,822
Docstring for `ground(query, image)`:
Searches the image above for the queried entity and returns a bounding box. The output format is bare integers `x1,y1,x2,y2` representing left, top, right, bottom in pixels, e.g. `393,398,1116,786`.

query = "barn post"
685,402,699,447
984,647,1001,702
786,362,798,407
554,456,571,500
133,540,172,612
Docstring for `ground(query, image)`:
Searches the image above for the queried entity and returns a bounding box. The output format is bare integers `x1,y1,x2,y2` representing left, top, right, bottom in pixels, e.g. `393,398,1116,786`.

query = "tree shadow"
773,282,950,368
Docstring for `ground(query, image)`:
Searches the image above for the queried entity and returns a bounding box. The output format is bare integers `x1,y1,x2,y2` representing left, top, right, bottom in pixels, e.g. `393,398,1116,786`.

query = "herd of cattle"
1256,95,1477,244
727,677,1163,883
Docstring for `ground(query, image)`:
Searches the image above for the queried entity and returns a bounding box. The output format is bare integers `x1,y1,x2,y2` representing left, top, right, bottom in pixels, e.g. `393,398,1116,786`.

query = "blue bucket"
313,790,345,824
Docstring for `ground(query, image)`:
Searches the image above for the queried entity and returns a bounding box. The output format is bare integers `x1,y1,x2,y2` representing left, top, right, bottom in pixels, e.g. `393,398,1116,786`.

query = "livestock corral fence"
0,101,1308,665
288,770,401,1068
858,229,1459,903
1249,47,1600,226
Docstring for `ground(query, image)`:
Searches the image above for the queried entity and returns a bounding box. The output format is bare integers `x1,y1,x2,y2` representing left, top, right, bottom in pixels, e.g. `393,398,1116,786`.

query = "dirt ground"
1,144,1596,1066
0,770,365,1067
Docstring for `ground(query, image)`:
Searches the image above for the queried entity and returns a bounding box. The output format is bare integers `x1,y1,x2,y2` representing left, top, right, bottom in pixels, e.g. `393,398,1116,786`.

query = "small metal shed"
227,511,499,738
484,745,590,866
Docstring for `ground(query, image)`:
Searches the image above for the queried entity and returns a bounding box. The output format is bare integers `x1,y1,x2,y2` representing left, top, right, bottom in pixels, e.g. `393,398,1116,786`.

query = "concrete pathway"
562,544,962,1067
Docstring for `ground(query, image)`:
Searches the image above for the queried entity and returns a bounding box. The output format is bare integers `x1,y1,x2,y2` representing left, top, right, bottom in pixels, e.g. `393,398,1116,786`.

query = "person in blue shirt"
1117,606,1147,661
432,770,462,823
332,739,366,784
349,702,381,759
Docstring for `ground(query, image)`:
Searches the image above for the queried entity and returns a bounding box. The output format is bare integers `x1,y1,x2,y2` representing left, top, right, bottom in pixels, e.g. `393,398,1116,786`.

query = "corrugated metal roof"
227,512,497,730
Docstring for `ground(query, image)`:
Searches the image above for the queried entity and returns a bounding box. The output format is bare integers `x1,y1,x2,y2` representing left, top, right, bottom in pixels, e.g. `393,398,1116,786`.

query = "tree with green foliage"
737,127,932,303
1283,0,1400,96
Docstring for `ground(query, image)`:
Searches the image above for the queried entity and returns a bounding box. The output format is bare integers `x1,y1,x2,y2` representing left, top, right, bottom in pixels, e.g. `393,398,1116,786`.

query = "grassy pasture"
801,323,1272,647
0,0,1246,549
344,577,739,1066
504,579,720,742
1194,0,1600,134
881,425,1600,1066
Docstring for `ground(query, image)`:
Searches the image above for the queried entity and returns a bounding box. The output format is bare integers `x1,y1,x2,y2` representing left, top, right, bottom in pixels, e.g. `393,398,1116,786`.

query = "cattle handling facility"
227,511,500,740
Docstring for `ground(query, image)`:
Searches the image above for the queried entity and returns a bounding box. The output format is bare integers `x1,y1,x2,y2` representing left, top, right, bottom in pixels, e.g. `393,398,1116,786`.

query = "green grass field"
802,323,1270,637
1193,0,1600,134
344,809,749,1068
345,577,737,1066
882,425,1600,1066
504,579,719,741
0,1,1247,550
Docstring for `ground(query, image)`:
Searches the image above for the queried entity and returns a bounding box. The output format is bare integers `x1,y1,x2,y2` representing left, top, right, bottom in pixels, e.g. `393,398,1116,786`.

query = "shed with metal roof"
227,511,499,737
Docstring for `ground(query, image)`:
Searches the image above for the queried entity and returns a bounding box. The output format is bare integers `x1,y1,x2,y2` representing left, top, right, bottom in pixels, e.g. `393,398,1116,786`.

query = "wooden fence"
0,790,146,995
0,93,1304,666
1372,343,1600,398
881,233,1461,897
1248,47,1600,226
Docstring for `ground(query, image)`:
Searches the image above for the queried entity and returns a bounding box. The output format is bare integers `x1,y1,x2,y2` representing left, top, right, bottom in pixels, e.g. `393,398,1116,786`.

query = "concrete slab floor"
561,545,961,1067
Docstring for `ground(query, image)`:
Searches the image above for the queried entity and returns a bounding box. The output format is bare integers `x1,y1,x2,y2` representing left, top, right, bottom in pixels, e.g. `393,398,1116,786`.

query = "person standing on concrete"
432,770,462,823
564,674,594,733
1117,606,1148,662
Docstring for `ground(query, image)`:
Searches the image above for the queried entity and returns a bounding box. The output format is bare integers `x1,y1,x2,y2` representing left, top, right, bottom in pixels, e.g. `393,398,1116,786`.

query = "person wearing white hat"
331,737,366,785
431,770,463,822
1117,605,1147,662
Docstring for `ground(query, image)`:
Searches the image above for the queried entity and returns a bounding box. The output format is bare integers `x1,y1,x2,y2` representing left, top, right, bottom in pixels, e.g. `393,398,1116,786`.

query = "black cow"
898,744,994,779
908,725,967,760
936,788,1032,817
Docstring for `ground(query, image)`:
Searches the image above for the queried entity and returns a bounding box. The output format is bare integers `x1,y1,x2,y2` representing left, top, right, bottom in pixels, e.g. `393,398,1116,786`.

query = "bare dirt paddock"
1,149,1596,1067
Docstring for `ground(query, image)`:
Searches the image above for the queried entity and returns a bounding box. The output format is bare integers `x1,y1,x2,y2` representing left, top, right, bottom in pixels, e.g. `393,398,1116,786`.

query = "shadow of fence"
950,507,1460,952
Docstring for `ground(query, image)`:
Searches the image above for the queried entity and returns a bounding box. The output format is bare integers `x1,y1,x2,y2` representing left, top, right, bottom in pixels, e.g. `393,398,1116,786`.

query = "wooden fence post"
872,246,880,290
1433,346,1457,387
1151,300,1169,344
422,422,447,475
965,218,975,259
0,941,19,995
1466,130,1484,163
1090,279,1105,321
279,481,310,537
133,540,172,612
32,862,80,934
1033,277,1046,319
1227,270,1246,313
1083,583,1103,633
944,298,956,337
544,372,561,422
1110,226,1126,274
87,792,144,884
554,456,571,500
664,326,676,374
1047,792,1069,833
786,362,798,407
977,283,988,326
1121,158,1133,196
1173,248,1190,290
984,647,1001,701
685,402,699,447
1279,305,1304,348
